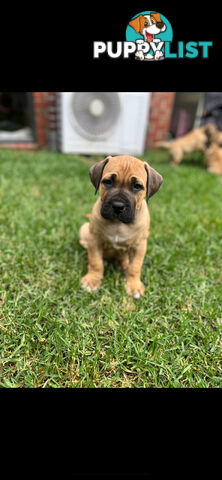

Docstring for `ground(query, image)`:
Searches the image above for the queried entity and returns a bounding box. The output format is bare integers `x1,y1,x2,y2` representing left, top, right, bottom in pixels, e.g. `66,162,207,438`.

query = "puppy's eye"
151,19,155,24
132,183,144,192
102,178,112,186
144,22,148,26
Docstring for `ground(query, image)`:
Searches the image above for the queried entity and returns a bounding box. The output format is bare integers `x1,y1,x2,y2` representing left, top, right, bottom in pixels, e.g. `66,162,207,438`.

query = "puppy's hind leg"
169,148,183,166
79,222,90,249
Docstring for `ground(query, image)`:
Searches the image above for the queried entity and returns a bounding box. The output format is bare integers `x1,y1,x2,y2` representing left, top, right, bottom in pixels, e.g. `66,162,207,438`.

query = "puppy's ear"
150,12,162,23
144,162,163,201
129,15,143,33
89,156,111,194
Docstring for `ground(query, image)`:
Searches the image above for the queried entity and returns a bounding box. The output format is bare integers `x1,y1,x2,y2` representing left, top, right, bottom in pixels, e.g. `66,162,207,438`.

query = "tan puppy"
204,126,222,175
79,155,163,299
155,123,218,165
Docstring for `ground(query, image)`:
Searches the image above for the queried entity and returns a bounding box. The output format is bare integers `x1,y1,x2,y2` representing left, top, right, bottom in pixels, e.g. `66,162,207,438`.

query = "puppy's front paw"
155,50,164,60
125,279,145,299
135,51,144,61
81,273,101,292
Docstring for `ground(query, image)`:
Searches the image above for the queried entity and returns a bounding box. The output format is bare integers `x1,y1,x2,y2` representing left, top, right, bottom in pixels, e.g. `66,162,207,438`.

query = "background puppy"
155,123,217,165
204,126,222,175
79,155,163,299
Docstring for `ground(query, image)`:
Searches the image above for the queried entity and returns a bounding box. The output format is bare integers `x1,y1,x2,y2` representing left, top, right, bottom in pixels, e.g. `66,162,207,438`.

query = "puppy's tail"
154,140,171,149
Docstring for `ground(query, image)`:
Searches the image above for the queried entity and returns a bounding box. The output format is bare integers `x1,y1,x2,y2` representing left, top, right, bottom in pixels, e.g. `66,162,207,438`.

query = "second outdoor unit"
58,92,150,155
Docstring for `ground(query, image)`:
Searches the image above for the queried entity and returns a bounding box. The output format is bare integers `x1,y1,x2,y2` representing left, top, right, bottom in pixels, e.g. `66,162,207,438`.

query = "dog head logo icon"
126,11,173,61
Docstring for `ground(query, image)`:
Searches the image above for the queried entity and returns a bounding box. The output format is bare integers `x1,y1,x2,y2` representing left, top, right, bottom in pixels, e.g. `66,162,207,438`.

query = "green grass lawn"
0,148,221,387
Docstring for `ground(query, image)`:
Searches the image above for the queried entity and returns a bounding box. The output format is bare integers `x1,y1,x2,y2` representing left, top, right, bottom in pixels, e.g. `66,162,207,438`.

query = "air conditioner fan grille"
70,92,121,139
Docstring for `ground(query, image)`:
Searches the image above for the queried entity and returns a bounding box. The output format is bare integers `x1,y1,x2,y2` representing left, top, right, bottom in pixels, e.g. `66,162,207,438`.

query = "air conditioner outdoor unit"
58,92,151,155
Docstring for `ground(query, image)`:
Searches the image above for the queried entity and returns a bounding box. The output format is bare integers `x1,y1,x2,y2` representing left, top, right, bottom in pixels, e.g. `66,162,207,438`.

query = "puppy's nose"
156,21,164,28
112,200,125,212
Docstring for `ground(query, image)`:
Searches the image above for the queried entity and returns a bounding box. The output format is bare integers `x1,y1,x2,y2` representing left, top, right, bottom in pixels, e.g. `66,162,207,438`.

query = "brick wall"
33,92,58,150
146,92,175,147
0,142,37,150
33,92,49,149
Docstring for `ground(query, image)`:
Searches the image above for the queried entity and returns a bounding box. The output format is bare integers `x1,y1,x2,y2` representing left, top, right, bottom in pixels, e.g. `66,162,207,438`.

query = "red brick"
146,92,175,148
0,143,38,151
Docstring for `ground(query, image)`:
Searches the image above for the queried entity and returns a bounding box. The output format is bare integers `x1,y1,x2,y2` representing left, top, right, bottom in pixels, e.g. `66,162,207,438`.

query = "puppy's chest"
105,233,127,250
102,224,137,251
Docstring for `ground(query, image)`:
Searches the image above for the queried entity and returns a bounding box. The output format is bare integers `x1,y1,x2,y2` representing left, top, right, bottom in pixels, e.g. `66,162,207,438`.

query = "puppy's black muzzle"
101,193,135,223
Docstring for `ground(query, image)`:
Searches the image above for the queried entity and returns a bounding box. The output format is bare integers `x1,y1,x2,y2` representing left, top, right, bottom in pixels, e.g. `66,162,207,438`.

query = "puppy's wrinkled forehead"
102,155,147,184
